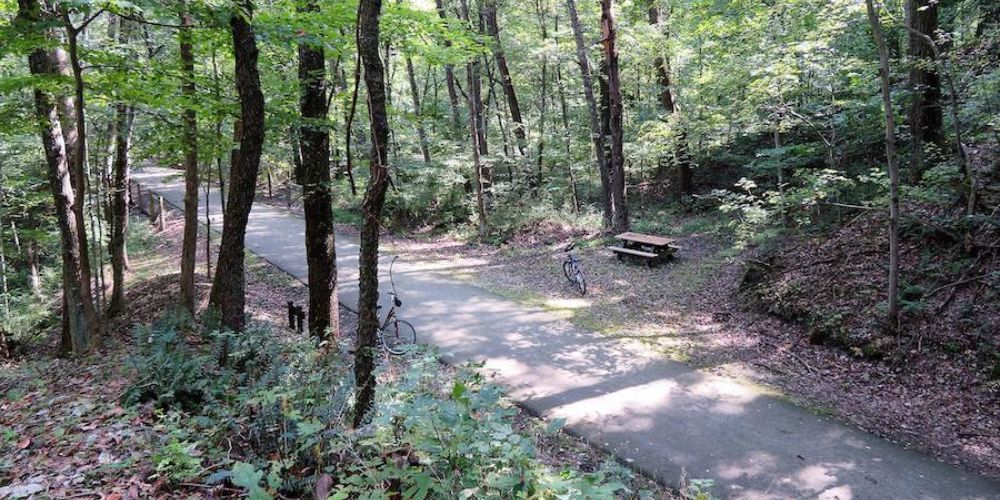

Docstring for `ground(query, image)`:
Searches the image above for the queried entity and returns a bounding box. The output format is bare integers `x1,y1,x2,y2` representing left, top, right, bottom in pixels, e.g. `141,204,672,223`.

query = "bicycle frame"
379,296,399,331
567,254,579,268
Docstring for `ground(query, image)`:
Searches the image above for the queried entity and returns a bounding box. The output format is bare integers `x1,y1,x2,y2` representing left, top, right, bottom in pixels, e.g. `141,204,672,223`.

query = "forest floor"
379,213,1000,480
0,213,669,498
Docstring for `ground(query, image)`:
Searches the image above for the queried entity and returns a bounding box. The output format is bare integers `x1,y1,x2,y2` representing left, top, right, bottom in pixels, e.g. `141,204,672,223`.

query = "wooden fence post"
158,195,165,232
148,191,155,223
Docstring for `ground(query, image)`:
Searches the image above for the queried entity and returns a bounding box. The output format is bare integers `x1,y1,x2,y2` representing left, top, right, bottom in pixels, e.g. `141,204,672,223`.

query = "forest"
0,0,999,498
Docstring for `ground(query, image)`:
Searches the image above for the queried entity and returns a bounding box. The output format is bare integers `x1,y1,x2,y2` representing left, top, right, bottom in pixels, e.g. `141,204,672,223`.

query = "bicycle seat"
394,297,402,307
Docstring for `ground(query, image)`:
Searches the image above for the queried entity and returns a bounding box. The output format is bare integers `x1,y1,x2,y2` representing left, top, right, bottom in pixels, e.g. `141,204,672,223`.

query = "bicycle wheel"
563,260,575,283
381,319,417,355
575,269,587,296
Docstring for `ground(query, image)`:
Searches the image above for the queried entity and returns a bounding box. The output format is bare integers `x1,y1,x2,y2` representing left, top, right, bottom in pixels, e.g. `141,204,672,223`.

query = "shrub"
124,320,647,498
123,315,224,410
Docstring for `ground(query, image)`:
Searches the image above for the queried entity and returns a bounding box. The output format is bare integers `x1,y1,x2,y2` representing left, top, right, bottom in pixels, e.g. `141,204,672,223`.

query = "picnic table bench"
608,232,680,265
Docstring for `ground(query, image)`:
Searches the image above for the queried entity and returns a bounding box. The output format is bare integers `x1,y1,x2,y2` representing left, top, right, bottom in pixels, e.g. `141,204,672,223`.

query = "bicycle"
377,256,417,355
562,243,587,296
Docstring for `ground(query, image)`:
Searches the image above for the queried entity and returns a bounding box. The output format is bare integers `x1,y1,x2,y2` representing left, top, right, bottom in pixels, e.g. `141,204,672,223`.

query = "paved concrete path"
134,167,998,500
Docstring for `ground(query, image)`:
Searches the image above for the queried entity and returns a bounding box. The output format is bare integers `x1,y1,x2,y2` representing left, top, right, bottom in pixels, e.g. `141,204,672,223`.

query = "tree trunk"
27,240,41,296
299,0,339,342
905,0,942,183
601,0,628,233
435,0,462,132
211,47,228,214
565,0,611,226
555,40,580,212
648,3,692,196
484,0,527,156
353,0,391,429
460,0,489,239
179,4,199,317
534,1,549,187
107,103,133,316
405,55,431,163
17,0,99,354
60,12,98,336
866,0,901,333
210,0,265,333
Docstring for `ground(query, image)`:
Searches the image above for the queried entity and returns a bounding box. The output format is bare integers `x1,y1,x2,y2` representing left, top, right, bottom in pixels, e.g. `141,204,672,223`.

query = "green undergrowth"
123,314,671,499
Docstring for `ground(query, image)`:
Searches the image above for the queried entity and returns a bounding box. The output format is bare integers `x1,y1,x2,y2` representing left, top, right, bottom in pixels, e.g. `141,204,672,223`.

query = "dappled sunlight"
791,462,856,491
816,485,854,500
133,168,1000,499
546,378,681,432
541,296,591,310
685,377,761,415
716,451,778,480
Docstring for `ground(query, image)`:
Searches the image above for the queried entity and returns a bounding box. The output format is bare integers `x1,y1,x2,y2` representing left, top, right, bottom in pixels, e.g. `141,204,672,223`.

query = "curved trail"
134,167,999,500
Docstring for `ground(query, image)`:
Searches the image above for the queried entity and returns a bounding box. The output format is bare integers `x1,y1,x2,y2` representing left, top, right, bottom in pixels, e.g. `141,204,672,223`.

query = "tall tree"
533,0,549,186
210,0,266,333
404,55,431,163
353,0,392,428
905,0,943,182
565,0,611,225
107,20,134,317
60,4,100,333
483,0,527,156
865,0,901,332
434,0,462,132
460,0,489,238
107,103,134,316
600,0,628,232
299,0,339,341
16,0,100,353
179,3,199,316
647,2,692,196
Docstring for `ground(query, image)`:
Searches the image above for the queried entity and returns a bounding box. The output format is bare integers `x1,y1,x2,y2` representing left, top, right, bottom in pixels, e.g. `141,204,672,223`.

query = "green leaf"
451,381,470,407
230,462,271,500
545,417,566,433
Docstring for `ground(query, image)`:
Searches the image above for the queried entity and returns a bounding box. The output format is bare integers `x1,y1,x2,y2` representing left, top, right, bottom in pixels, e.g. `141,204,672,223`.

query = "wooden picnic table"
608,232,679,265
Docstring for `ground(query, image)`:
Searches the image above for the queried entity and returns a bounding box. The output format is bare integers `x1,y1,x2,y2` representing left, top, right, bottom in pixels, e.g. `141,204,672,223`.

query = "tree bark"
865,0,901,332
905,0,942,183
17,0,100,354
179,4,199,316
107,103,133,316
484,0,527,156
60,11,99,335
601,0,628,233
210,0,265,333
353,0,391,429
299,0,339,342
565,0,611,225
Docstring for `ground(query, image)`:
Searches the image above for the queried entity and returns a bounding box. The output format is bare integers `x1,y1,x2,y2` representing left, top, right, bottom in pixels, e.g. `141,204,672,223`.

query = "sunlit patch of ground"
386,217,1000,478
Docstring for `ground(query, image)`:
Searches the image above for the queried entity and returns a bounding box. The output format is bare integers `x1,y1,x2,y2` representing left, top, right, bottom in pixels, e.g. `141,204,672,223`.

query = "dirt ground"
383,220,1000,480
0,211,674,498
